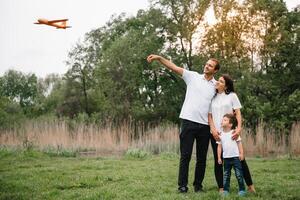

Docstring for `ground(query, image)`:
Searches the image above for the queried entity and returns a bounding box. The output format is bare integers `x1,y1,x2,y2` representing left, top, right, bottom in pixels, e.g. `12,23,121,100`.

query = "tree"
64,38,97,117
92,9,174,122
0,70,38,112
151,0,210,70
37,74,64,116
200,0,253,76
242,0,300,129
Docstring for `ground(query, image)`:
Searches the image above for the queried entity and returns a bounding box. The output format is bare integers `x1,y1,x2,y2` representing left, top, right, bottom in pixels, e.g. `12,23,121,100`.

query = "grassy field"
0,149,300,200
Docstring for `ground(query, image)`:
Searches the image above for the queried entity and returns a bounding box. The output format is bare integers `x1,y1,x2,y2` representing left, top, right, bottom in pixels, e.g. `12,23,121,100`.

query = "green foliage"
152,0,211,69
160,151,179,160
37,74,64,116
0,70,38,109
42,146,77,157
0,96,25,129
287,90,300,121
125,148,150,159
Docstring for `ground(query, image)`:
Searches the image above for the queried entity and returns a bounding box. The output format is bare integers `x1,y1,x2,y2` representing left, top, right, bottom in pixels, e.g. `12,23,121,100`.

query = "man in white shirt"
147,54,220,193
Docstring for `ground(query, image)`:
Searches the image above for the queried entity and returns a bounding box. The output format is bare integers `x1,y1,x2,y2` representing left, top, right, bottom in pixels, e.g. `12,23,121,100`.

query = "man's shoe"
178,186,188,193
194,185,204,193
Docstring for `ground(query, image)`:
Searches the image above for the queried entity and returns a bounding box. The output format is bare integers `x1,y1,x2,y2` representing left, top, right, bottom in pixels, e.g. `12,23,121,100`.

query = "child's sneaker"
222,190,229,196
238,190,246,196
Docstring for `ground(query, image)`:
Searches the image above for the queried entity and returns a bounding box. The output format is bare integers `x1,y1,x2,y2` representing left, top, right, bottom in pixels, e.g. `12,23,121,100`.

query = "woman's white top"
209,92,242,132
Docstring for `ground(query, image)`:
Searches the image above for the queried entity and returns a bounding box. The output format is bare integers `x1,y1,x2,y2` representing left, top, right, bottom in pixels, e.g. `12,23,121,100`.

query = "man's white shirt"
180,69,216,125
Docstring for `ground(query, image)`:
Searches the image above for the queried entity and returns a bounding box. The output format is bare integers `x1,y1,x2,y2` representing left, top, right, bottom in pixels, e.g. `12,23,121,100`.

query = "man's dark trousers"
178,119,210,189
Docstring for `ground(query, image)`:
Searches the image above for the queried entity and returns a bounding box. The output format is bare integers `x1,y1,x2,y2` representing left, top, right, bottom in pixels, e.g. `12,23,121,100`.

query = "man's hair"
223,113,237,129
210,58,221,71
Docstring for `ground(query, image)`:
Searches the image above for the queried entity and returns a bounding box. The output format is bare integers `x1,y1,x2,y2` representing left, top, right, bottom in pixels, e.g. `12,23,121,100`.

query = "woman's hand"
232,128,241,140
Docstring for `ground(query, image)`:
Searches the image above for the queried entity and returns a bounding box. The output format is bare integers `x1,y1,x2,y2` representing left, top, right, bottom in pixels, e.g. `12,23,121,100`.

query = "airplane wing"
48,19,68,23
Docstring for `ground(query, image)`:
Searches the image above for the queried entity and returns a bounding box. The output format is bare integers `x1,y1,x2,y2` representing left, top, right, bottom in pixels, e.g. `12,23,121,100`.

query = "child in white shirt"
217,113,246,196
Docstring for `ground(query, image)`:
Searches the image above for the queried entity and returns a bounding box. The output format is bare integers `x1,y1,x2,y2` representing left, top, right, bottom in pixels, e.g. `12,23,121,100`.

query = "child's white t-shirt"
217,130,241,158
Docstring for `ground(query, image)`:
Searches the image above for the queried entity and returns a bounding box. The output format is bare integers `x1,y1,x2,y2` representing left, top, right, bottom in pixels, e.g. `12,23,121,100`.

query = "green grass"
0,149,300,200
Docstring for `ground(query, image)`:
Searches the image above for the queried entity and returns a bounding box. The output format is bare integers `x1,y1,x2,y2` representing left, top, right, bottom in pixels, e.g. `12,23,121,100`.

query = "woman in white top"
208,74,255,193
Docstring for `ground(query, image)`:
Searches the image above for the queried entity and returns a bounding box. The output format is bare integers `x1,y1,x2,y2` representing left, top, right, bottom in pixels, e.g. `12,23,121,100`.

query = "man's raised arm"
147,54,183,76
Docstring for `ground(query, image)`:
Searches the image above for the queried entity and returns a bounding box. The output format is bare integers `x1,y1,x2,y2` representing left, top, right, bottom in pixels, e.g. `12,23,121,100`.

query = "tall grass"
0,120,299,157
290,122,300,155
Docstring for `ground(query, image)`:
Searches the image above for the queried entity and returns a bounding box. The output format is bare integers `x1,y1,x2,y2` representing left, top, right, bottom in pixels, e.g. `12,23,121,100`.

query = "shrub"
124,148,150,159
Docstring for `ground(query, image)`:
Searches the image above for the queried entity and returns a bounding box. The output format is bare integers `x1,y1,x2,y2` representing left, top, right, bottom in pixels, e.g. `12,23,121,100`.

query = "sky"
0,0,299,78
0,0,150,78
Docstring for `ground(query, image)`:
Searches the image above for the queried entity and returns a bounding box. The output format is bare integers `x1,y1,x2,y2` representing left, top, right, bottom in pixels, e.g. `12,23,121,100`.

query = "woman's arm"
232,108,242,140
208,113,220,141
237,141,244,161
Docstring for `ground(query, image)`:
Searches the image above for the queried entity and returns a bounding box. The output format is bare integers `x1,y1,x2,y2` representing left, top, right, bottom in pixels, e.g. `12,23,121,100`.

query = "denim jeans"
211,136,254,188
223,157,245,192
178,119,210,188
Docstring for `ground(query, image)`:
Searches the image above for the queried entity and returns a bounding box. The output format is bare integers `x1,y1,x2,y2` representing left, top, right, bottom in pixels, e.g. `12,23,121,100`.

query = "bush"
124,148,150,159
42,146,77,157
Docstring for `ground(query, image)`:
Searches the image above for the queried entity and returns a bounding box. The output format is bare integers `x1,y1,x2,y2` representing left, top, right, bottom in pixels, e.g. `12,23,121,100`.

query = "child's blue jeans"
223,157,245,192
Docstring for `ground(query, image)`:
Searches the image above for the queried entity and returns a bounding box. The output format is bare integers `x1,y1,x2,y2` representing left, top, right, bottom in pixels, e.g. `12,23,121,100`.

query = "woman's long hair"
222,74,235,94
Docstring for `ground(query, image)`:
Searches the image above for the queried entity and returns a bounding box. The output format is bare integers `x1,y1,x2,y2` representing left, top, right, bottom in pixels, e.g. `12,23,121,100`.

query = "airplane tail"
56,26,72,29
61,21,67,26
60,21,71,29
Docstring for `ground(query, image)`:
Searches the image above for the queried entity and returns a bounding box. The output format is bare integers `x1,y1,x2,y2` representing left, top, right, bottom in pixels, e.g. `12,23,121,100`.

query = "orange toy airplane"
34,18,71,29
